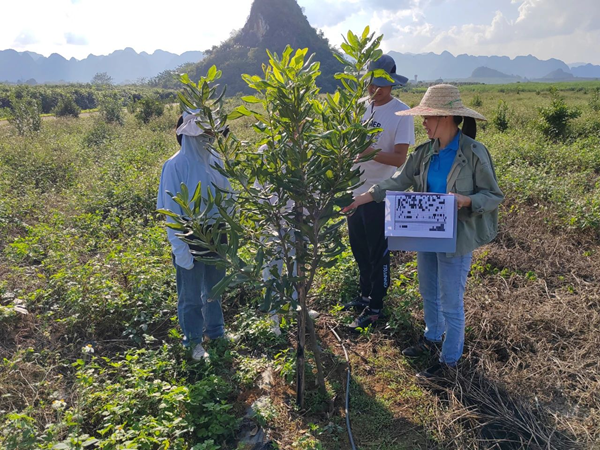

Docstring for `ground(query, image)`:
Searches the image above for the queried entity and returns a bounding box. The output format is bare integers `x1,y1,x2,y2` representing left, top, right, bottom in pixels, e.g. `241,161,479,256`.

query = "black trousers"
347,201,390,310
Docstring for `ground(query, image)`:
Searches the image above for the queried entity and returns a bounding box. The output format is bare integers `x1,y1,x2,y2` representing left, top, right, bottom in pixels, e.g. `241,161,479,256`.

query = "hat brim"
372,73,409,87
395,105,487,121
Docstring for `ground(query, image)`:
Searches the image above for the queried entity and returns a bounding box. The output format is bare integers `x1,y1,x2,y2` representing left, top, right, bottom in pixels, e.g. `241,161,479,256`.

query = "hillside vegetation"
0,84,177,119
172,0,343,94
1,82,599,449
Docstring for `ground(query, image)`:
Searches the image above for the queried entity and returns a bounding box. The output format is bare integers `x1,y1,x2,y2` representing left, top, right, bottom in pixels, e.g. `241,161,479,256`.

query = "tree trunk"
294,202,307,408
296,289,307,408
306,310,327,396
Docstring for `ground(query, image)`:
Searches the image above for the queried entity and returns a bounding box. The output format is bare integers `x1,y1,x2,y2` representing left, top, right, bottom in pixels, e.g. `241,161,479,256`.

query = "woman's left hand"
341,192,374,214
450,193,472,209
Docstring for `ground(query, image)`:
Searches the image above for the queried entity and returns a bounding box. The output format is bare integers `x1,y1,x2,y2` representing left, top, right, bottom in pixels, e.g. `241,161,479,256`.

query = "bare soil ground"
272,200,600,448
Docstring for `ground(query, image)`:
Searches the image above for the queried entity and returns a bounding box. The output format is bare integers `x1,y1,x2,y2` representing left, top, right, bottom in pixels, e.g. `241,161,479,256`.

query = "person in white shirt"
345,55,415,331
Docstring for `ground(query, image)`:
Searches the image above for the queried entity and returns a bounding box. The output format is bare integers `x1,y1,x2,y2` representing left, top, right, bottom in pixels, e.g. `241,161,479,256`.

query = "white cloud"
12,31,40,46
64,32,88,46
0,0,599,65
0,0,252,59
301,0,361,27
416,0,600,63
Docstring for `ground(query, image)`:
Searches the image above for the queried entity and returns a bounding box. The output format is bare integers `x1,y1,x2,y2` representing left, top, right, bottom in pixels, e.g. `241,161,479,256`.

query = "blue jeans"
173,256,225,345
417,251,472,365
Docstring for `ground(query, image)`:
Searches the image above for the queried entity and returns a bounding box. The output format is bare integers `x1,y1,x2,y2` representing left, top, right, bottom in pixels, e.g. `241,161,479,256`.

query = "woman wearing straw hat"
343,84,504,378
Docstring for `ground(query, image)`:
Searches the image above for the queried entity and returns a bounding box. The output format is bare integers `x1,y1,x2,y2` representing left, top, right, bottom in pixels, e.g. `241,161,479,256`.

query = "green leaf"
157,209,185,221
191,181,203,212
340,43,354,57
361,26,370,41
180,73,192,85
271,66,285,84
165,223,187,231
207,65,217,80
334,73,358,82
371,68,394,83
228,110,247,120
333,52,348,66
209,273,237,298
233,105,253,117
241,95,262,104
179,183,190,203
347,30,359,48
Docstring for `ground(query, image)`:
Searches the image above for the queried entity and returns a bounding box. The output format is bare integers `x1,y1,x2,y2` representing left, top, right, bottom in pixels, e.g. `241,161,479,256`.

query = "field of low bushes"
1,82,599,449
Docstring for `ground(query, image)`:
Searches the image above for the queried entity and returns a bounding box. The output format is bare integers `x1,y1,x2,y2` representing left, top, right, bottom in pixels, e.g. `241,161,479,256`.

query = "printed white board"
385,192,457,252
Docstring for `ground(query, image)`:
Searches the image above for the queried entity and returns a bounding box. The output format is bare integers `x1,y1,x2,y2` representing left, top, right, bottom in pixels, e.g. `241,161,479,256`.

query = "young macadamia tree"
159,27,391,407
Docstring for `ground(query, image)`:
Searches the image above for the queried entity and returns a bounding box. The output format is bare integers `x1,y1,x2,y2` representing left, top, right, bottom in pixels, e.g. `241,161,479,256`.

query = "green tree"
8,95,42,135
470,94,482,107
53,95,81,118
91,72,113,85
538,87,581,140
134,96,164,123
98,92,124,125
491,99,510,132
160,27,388,407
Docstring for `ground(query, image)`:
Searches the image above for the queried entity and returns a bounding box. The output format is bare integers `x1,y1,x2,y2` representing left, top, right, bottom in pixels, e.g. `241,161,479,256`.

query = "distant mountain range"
387,51,600,83
2,42,600,86
0,48,204,84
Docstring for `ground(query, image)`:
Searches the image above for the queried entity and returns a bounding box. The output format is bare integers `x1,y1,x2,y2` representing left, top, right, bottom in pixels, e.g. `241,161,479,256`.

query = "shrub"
589,87,600,112
71,88,97,110
537,88,581,139
125,96,138,114
82,120,115,148
53,95,81,118
7,95,41,135
470,94,482,107
98,92,124,125
2,348,239,450
135,96,164,123
491,99,510,132
187,375,238,441
1,136,76,192
91,71,113,85
0,414,38,450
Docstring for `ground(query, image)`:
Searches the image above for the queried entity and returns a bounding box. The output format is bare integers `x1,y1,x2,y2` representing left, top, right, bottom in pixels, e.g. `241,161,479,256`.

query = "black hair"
176,115,184,146
453,116,476,139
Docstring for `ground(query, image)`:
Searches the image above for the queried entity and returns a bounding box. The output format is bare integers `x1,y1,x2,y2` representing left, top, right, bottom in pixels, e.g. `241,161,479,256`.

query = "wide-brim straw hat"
396,84,486,120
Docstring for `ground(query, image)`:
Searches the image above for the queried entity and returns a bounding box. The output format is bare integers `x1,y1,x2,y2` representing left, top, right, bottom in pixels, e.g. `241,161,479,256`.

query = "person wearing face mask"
157,112,231,361
344,55,415,332
343,84,504,378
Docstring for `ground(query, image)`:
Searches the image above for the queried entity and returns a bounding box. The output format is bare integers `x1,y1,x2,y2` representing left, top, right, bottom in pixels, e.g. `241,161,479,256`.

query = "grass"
1,81,600,449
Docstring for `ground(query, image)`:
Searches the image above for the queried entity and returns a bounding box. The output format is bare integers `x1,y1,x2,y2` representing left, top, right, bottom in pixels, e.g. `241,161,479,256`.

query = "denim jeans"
417,251,472,365
173,255,225,345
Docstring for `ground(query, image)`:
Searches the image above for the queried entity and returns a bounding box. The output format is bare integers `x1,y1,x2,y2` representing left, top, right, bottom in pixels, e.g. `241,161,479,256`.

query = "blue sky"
1,0,599,65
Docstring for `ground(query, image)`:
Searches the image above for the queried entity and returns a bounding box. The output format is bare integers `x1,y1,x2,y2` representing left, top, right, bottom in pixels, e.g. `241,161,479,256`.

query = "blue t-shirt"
427,131,460,193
